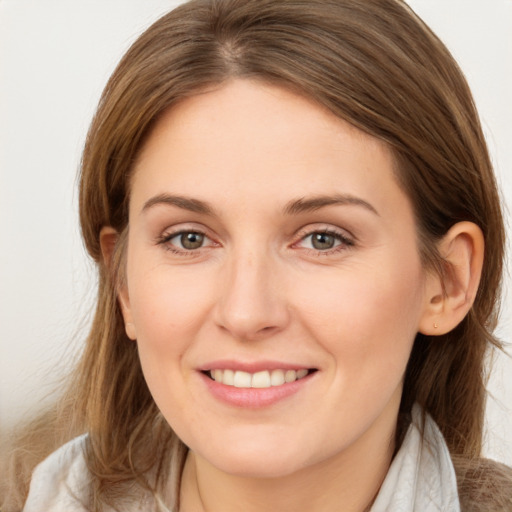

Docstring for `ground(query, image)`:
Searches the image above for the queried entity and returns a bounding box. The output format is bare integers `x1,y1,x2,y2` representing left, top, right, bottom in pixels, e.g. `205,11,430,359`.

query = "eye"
308,232,340,250
296,229,353,252
159,230,213,252
175,232,205,250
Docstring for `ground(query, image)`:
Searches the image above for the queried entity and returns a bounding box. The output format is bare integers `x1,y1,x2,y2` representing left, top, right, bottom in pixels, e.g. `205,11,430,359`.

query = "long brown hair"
4,0,509,510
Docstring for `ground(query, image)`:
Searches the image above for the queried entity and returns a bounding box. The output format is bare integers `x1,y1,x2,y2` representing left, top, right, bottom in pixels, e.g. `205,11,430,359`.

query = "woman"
5,0,512,510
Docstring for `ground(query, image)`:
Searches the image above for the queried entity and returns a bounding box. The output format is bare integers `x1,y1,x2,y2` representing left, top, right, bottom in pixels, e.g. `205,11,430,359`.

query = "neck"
179,411,397,512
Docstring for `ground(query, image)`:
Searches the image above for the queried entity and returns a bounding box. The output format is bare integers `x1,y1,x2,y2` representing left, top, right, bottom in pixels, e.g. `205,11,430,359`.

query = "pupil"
312,233,335,250
181,232,204,249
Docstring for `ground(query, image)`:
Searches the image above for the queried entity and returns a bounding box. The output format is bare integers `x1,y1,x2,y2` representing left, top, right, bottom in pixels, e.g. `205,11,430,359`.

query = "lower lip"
200,372,314,408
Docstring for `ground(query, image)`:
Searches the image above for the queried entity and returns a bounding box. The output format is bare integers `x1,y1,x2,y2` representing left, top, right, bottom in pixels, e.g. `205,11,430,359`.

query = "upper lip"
197,360,316,373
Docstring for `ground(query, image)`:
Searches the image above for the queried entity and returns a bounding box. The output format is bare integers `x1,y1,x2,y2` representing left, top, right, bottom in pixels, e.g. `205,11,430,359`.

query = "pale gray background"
1,0,511,464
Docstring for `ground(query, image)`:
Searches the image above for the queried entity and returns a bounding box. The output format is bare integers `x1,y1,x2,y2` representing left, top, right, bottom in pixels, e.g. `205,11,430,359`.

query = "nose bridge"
214,244,288,340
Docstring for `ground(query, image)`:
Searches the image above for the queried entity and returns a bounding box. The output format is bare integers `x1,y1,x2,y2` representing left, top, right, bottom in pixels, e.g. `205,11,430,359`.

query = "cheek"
293,256,425,372
128,263,214,348
127,262,217,416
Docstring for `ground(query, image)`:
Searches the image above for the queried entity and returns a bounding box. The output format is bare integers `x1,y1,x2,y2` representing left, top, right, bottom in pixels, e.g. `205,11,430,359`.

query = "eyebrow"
141,192,379,217
141,194,215,215
283,194,379,216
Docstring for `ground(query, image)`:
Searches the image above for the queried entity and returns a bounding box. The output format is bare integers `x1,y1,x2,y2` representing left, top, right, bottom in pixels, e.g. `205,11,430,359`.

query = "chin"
212,453,307,479
192,433,319,479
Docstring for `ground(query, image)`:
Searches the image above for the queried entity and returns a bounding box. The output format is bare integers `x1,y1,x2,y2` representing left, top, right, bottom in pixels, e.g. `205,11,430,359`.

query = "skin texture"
111,80,482,511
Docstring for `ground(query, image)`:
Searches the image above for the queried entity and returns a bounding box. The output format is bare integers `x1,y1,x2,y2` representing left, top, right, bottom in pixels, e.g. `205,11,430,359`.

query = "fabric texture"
370,404,460,511
22,434,92,512
23,405,460,511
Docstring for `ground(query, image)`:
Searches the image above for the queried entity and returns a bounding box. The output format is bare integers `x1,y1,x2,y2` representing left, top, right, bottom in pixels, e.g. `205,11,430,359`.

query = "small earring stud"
433,322,438,329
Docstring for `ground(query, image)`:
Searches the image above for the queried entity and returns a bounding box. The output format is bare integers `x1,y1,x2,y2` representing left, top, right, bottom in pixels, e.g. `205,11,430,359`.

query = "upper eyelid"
155,225,215,248
293,224,355,242
162,227,207,237
161,228,214,243
159,222,212,238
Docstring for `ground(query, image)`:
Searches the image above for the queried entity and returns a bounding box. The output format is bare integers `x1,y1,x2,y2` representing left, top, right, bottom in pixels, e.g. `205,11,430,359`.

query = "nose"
213,250,290,341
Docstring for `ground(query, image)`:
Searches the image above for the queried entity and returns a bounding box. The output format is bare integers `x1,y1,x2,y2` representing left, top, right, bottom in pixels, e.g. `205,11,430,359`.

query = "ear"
99,226,137,340
418,222,484,336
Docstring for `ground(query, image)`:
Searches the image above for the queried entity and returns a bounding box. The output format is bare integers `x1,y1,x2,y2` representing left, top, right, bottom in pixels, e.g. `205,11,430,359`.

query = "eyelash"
156,230,216,256
293,228,354,255
156,227,355,256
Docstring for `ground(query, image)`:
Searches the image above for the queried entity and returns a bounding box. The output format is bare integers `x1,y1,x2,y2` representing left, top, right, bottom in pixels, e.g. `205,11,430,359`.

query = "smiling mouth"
204,368,317,389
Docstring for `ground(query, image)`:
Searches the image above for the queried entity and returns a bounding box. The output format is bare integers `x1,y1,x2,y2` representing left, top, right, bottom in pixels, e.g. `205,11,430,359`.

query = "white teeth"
223,369,234,385
296,369,308,379
208,368,311,388
252,370,271,388
284,370,296,383
234,370,252,388
270,369,285,386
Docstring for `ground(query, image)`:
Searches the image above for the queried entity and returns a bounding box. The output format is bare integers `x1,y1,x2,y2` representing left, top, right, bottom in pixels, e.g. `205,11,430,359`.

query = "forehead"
130,79,406,219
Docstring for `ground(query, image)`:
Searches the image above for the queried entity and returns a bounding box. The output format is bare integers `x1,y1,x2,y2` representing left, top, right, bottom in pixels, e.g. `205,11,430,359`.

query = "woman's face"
121,79,433,478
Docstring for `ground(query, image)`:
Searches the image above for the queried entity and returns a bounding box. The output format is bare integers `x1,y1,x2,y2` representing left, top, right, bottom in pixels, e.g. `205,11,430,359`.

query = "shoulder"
452,456,512,512
23,434,92,512
416,406,512,512
22,434,169,512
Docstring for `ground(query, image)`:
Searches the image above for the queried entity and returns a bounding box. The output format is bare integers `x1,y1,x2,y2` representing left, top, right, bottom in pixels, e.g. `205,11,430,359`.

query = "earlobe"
99,226,137,340
124,321,137,340
418,222,484,336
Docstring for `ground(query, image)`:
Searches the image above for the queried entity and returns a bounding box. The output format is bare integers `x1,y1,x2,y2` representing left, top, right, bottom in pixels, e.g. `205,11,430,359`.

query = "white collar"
370,404,460,511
